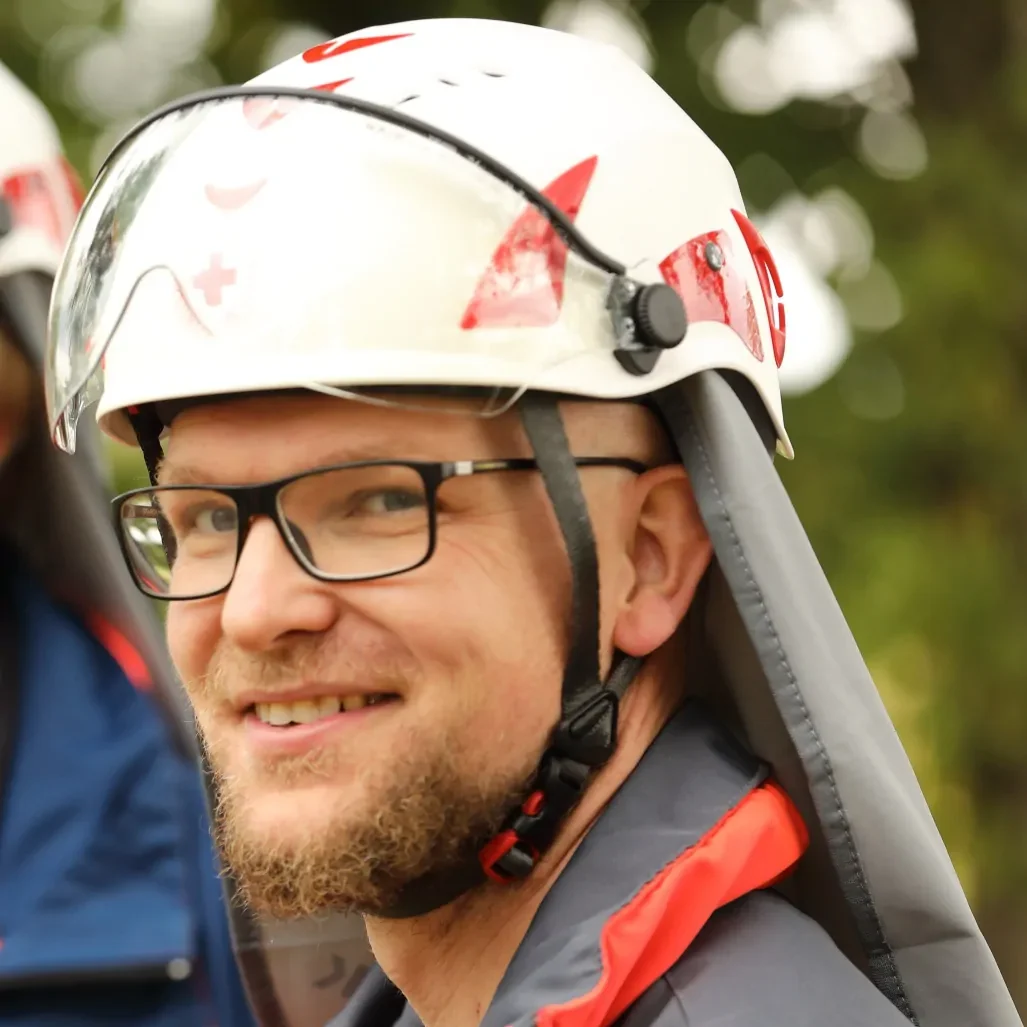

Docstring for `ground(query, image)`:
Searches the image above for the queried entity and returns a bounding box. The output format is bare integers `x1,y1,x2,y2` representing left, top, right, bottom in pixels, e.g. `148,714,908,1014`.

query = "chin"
209,742,360,847
242,778,359,840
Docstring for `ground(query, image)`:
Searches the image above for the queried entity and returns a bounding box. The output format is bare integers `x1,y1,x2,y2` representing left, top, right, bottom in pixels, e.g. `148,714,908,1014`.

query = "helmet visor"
46,91,622,451
235,908,375,1027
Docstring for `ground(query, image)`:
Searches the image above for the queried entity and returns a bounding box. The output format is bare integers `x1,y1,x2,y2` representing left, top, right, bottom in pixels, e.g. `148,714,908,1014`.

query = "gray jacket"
331,703,910,1027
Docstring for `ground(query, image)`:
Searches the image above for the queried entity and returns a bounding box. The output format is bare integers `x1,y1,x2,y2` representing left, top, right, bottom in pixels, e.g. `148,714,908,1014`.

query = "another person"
0,60,255,1027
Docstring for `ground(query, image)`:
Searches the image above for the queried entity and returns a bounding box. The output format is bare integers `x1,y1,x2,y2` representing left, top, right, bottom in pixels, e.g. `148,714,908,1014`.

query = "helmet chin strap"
382,393,641,918
128,395,642,920
126,405,165,486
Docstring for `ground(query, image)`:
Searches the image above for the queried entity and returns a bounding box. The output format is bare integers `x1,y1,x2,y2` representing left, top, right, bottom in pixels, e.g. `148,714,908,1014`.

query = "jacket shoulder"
616,891,912,1026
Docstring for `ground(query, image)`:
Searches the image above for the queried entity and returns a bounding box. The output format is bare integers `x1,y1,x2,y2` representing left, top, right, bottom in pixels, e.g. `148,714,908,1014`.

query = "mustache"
197,634,421,700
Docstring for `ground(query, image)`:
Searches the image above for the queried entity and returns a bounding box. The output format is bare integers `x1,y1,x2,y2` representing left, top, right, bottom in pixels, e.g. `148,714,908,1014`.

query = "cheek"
166,600,221,695
341,514,568,771
407,526,568,755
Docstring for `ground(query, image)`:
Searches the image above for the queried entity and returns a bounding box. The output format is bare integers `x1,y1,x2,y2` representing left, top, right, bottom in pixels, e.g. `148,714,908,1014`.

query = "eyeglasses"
113,457,648,600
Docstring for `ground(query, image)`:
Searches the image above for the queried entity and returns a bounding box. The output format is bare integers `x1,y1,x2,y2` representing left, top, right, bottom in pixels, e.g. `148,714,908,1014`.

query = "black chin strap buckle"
555,688,619,765
477,654,642,883
479,751,592,883
478,684,623,883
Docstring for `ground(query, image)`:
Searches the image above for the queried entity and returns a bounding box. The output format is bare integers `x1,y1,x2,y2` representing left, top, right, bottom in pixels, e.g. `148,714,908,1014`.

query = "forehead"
159,393,530,485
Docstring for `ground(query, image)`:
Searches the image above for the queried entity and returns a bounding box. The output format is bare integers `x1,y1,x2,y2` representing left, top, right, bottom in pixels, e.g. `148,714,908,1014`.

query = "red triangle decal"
311,77,353,93
204,179,267,211
242,79,353,131
2,169,64,249
303,33,413,64
659,230,764,363
242,96,294,130
461,156,599,330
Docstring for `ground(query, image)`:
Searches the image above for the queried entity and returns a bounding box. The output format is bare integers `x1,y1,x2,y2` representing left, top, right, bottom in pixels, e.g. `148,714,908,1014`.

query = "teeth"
254,698,341,726
265,703,293,727
290,700,320,725
253,694,392,725
318,695,342,717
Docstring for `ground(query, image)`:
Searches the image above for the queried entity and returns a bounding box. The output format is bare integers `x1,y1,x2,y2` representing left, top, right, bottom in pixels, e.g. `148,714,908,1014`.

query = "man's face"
164,394,655,918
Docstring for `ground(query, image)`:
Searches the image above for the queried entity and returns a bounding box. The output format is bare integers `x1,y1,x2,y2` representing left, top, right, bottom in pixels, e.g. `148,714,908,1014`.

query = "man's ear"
612,465,712,658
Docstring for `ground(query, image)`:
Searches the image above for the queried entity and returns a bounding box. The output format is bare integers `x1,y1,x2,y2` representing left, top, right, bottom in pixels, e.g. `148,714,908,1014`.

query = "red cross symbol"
193,253,236,306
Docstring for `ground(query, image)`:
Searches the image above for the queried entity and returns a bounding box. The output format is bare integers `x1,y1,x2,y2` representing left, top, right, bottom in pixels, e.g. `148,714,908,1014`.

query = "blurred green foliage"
3,0,1026,1005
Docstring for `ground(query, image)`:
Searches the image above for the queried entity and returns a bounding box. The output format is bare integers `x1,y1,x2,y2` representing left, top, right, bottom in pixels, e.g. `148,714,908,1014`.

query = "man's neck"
365,863,558,1027
364,659,684,1027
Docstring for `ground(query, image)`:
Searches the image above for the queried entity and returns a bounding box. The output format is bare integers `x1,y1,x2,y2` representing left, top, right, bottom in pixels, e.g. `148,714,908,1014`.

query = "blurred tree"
2,0,1026,1009
790,0,1027,998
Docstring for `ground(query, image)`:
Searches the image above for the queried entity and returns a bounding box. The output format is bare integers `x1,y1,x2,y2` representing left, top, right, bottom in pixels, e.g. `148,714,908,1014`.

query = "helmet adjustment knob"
610,278,688,377
632,282,687,350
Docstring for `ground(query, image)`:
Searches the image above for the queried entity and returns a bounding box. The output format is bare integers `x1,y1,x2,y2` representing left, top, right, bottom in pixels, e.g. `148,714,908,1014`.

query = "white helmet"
45,17,788,456
0,61,83,362
0,61,81,286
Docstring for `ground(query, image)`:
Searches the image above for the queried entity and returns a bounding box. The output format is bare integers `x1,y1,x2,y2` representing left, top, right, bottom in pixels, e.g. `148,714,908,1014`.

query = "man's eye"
192,505,238,533
354,490,426,515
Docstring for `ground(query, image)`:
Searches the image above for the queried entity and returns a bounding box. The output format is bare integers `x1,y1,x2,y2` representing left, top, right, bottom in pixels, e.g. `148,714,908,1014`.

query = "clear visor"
236,909,376,1026
46,92,621,451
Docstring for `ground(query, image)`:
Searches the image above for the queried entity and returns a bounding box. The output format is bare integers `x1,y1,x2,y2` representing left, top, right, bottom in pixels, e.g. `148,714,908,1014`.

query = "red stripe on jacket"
536,781,809,1027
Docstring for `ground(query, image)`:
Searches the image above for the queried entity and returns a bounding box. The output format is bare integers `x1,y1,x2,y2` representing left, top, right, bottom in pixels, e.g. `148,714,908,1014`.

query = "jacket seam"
670,980,691,1027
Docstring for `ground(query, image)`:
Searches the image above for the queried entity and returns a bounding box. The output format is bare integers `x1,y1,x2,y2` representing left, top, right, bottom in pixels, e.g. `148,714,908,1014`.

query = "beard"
195,639,538,920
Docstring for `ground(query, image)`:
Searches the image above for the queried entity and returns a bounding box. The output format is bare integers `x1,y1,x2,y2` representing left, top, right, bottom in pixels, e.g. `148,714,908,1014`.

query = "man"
42,19,1021,1027
0,60,255,1026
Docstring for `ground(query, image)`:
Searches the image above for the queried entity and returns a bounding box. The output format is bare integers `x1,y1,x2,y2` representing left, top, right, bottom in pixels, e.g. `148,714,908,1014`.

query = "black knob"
633,283,687,349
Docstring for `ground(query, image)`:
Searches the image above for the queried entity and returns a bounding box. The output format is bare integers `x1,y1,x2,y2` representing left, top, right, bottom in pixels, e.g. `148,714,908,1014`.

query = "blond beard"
194,640,538,919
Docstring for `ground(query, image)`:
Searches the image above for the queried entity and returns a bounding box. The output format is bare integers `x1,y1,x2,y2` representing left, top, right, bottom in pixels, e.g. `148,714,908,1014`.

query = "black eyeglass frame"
112,456,649,600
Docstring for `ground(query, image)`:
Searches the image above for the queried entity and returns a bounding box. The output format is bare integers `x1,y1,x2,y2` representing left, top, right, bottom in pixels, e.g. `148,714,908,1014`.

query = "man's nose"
220,516,338,652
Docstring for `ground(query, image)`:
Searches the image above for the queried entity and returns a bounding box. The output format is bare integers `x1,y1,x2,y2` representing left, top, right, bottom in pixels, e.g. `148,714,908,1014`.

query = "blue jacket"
0,546,254,1026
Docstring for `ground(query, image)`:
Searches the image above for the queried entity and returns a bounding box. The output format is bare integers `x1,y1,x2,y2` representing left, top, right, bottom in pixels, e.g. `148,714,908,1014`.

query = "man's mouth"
250,694,400,727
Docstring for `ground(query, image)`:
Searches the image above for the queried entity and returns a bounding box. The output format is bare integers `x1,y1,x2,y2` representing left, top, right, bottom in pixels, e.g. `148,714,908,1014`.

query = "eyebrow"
156,461,215,487
156,443,458,487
